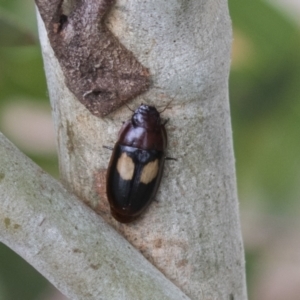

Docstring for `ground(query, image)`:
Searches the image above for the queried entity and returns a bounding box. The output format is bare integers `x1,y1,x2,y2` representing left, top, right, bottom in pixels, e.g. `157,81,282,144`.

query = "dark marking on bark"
4,217,11,229
73,248,82,253
35,0,150,117
13,224,21,230
90,263,100,270
0,172,5,182
39,217,46,226
3,218,21,230
176,259,188,268
94,169,111,216
154,238,163,248
66,121,75,154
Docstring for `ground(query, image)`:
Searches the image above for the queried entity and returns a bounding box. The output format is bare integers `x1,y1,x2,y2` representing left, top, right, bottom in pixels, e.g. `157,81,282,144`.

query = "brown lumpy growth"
35,0,150,117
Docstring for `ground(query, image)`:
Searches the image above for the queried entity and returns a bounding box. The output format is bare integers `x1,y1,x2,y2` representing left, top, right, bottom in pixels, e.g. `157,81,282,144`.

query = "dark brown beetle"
106,104,169,223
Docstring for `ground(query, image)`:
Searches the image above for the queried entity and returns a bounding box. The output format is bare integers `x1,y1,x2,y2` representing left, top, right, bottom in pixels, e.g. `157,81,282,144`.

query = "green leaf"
0,8,36,46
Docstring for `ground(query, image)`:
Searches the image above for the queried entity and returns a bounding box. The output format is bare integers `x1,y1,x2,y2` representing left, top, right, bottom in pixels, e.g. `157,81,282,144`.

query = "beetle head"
132,104,161,129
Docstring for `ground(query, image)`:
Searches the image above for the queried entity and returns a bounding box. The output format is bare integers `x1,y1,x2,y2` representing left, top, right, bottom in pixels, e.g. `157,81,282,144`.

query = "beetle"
106,103,170,223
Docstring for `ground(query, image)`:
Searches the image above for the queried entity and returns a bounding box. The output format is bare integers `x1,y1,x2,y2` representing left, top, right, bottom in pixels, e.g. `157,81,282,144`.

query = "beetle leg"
163,119,169,126
165,156,177,161
103,145,114,151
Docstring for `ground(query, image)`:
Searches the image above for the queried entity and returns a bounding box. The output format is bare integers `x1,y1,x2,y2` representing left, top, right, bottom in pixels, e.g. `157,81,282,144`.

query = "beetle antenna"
124,102,134,112
159,99,174,113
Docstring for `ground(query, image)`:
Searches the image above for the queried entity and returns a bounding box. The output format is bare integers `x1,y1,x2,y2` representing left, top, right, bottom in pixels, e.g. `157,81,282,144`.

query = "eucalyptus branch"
0,132,190,300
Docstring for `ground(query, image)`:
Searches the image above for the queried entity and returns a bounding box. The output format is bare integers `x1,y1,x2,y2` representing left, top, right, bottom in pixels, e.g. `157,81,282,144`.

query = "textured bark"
36,0,248,299
0,133,190,300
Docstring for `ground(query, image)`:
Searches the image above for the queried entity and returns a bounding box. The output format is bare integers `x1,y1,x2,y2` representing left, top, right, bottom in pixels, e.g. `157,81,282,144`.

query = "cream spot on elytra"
117,153,134,180
140,159,159,184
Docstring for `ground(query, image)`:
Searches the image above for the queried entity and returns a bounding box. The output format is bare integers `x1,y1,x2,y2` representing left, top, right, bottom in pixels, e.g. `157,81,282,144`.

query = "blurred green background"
1,0,300,299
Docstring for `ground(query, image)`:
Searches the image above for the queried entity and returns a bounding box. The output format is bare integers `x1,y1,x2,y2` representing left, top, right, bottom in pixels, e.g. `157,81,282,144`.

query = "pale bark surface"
31,0,247,299
0,133,190,300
